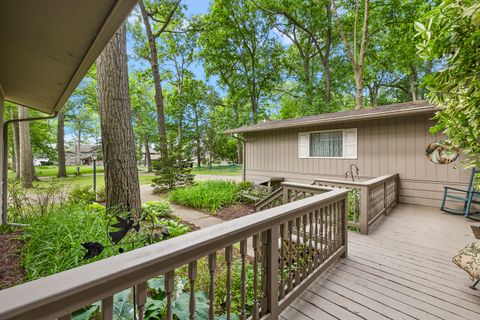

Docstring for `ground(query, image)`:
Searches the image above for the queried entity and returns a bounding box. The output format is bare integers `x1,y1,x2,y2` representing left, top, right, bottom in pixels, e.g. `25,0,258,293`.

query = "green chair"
441,168,480,219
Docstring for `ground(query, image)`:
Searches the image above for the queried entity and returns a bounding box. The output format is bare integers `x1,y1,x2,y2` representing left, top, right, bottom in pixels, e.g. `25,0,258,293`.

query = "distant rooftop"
225,100,437,134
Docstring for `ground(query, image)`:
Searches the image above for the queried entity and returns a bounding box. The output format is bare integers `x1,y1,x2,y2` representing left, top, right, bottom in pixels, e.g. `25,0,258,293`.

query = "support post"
0,86,4,225
359,186,369,234
342,196,349,258
266,225,279,318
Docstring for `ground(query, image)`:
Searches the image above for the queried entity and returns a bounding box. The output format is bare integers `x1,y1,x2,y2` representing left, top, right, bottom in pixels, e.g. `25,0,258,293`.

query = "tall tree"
416,0,480,169
332,0,370,109
130,71,157,173
97,24,141,216
256,0,334,111
138,0,181,155
56,110,67,177
201,0,283,123
18,107,34,188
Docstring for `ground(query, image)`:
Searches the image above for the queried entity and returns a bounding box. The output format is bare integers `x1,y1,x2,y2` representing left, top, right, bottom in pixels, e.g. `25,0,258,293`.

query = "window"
298,128,357,159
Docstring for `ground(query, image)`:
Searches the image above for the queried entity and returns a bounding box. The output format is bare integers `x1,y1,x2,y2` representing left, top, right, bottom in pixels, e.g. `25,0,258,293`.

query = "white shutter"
343,128,357,158
298,132,309,158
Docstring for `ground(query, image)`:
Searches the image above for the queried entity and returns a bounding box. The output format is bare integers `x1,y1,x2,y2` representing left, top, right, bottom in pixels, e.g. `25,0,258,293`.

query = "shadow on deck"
281,204,480,320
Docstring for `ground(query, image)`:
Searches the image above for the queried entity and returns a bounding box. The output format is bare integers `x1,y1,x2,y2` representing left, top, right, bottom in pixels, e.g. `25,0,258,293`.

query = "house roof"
0,0,137,114
225,100,438,134
66,144,100,154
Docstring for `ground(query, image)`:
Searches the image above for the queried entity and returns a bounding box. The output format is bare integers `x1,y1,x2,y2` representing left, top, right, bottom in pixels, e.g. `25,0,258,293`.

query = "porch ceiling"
0,0,137,114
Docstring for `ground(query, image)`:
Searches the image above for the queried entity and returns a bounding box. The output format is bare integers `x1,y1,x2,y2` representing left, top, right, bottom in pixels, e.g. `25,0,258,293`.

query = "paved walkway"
139,175,234,229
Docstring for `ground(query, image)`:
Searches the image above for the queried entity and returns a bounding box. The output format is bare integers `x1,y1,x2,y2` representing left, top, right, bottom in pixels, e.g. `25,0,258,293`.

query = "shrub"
152,145,195,191
238,181,253,190
68,186,96,204
141,201,172,223
19,203,189,282
96,186,106,202
169,180,241,213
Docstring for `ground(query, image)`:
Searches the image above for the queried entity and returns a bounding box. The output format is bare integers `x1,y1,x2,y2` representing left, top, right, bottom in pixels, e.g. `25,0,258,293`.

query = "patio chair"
441,168,480,219
453,241,480,289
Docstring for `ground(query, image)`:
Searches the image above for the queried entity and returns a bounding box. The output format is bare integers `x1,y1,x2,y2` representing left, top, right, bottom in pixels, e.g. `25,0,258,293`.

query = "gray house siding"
244,112,471,207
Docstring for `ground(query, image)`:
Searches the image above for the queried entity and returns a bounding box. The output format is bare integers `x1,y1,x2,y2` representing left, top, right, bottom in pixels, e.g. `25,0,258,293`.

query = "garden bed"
215,203,256,221
0,230,24,289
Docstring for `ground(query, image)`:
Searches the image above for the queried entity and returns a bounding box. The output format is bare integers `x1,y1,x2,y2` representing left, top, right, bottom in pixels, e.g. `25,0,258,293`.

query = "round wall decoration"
425,140,460,164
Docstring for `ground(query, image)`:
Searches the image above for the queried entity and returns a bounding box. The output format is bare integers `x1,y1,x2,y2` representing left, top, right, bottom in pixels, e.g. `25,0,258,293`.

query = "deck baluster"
165,270,174,320
101,295,113,320
320,207,324,263
208,253,216,320
287,220,293,292
188,261,197,320
279,223,285,298
295,217,301,286
240,239,247,320
328,204,333,256
261,232,268,315
314,210,319,267
309,211,314,273
253,234,260,320
135,282,147,320
302,214,308,279
225,246,233,319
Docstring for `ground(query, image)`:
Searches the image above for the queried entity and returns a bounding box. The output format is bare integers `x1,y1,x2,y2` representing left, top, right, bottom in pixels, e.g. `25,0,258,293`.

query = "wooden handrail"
0,189,349,320
314,174,398,234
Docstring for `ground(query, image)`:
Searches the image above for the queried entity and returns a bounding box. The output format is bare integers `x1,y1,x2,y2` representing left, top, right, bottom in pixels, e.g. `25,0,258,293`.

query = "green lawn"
8,164,241,192
8,166,155,191
191,164,242,176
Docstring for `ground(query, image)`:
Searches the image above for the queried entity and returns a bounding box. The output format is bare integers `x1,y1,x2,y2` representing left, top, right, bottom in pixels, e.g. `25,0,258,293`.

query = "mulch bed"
215,203,256,221
0,231,25,289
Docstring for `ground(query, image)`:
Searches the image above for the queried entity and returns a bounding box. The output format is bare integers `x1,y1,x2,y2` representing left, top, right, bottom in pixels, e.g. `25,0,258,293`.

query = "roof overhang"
225,101,439,134
0,0,137,114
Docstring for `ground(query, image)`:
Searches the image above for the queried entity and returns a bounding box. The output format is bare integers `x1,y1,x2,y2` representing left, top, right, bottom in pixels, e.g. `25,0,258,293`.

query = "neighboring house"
66,144,102,166
226,100,472,208
140,145,160,166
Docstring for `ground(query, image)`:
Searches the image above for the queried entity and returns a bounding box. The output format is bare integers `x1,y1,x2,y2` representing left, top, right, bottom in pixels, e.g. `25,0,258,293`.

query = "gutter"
2,112,58,226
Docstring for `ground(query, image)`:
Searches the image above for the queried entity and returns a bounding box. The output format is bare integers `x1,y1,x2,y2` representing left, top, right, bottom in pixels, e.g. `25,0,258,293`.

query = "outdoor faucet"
345,163,360,182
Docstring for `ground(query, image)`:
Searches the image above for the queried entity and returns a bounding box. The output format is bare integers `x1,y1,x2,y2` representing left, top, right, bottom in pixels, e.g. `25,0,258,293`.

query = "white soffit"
0,0,137,114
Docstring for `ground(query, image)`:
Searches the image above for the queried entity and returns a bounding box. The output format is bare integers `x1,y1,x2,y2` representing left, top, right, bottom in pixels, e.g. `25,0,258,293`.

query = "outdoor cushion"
453,242,480,280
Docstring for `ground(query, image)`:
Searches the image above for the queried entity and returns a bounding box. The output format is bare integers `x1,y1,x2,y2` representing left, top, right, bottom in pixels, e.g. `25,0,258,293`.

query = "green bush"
68,186,96,204
141,201,172,223
20,203,190,282
96,186,106,202
169,180,241,213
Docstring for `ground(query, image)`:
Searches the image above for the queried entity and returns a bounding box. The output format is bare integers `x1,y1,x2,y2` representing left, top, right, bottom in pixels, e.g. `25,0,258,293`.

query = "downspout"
231,134,246,182
2,112,58,226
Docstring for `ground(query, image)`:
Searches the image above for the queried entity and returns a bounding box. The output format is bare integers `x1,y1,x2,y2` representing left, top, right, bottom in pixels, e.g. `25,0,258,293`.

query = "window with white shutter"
298,128,357,159
298,132,309,158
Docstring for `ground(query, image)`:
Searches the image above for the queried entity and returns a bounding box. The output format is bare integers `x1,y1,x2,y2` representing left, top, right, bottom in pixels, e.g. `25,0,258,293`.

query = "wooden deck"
281,204,480,319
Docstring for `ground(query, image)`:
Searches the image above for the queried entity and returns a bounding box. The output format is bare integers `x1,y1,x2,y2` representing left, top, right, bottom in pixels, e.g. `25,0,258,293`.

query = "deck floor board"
281,204,480,319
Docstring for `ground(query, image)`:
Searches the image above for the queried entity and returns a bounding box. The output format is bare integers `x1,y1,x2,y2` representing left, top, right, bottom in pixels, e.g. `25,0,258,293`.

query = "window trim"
299,128,358,159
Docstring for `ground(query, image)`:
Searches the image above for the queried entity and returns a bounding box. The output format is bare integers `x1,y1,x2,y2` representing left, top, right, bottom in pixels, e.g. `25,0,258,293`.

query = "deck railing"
0,189,349,320
256,182,332,212
313,174,398,234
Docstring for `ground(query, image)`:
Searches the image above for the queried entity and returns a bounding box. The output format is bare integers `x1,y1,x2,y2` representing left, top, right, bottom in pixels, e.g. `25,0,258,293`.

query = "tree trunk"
144,135,152,173
76,129,81,175
408,64,417,101
97,24,141,217
57,110,67,177
236,140,243,164
139,0,168,156
177,114,183,146
18,107,34,188
354,71,363,109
